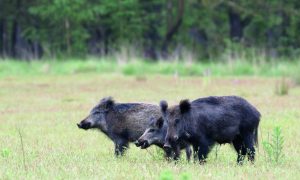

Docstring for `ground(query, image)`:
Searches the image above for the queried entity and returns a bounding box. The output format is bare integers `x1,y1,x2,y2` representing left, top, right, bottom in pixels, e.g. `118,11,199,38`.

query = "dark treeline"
1,0,300,60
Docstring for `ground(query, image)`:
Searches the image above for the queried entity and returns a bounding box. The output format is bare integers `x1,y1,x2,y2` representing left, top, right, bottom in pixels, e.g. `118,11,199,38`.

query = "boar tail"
254,127,258,147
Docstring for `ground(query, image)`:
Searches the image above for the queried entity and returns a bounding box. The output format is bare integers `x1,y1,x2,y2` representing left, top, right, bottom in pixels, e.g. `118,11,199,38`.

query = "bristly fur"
164,96,261,164
78,98,161,157
160,100,168,112
179,99,191,114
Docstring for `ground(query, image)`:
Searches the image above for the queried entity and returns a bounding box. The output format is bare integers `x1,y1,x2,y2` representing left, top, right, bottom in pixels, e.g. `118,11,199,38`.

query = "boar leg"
198,140,209,164
233,135,246,164
164,149,173,160
244,133,255,163
114,139,129,157
193,145,199,163
173,145,181,161
185,146,192,162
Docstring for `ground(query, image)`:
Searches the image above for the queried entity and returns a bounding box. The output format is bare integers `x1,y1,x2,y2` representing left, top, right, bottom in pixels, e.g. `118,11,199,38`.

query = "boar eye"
149,129,155,132
93,111,100,115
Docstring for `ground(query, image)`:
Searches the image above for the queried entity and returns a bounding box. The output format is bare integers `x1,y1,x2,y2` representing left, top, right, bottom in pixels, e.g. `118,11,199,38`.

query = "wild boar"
77,97,161,156
135,117,193,161
161,96,261,164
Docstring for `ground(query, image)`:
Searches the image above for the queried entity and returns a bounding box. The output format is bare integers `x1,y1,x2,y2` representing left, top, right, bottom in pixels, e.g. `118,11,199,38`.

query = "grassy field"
0,68,300,179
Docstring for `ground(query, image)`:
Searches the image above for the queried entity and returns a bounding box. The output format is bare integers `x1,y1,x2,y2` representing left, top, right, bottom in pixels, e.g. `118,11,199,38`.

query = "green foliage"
263,126,285,164
2,0,300,59
0,58,300,78
28,0,96,55
180,172,191,180
1,148,11,158
160,170,174,180
159,170,191,180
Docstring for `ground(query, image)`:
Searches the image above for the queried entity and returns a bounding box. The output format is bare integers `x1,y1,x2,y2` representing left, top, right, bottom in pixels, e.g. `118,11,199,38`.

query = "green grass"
0,58,300,78
0,74,300,179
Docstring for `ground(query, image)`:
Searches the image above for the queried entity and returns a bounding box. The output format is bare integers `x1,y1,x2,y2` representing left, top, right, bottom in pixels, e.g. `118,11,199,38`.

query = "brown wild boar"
77,97,161,156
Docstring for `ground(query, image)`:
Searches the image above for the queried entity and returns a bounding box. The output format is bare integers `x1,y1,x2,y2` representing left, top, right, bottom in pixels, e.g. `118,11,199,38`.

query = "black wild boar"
161,96,261,164
135,117,193,161
77,97,161,156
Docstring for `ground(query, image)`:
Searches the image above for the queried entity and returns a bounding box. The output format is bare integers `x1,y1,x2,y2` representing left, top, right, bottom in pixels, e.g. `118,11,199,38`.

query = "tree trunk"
161,0,184,58
228,8,251,42
0,19,4,57
30,40,43,59
11,0,21,58
140,0,162,60
11,19,19,58
266,12,290,58
65,18,71,55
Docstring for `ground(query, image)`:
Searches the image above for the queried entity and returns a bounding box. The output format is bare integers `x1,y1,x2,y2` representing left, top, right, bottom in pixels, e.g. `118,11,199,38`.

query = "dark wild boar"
161,96,261,164
135,117,193,161
77,97,160,156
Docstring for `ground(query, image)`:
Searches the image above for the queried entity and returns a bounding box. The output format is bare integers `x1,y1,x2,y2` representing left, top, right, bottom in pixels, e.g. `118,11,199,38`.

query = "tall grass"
275,78,290,96
263,127,285,164
0,58,299,77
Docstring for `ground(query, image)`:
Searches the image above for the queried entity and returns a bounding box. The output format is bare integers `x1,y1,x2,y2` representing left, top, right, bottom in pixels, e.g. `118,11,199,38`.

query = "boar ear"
100,96,115,110
156,117,164,128
179,99,191,114
160,100,168,113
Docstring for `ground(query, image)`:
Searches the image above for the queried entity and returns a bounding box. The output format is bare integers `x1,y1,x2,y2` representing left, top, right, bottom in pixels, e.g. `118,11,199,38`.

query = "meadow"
0,60,300,179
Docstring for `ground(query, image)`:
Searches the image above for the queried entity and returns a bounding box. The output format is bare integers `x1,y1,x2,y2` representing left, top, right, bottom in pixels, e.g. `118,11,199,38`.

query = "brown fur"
77,97,161,156
106,104,161,141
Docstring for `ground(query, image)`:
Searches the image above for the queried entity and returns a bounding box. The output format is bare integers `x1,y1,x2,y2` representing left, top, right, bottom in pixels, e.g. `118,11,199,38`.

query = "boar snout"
135,138,149,149
163,141,172,150
77,122,91,130
134,140,141,147
141,141,149,149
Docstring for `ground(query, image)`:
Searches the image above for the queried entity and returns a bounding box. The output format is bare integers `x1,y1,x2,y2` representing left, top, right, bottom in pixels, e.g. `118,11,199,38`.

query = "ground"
0,74,300,179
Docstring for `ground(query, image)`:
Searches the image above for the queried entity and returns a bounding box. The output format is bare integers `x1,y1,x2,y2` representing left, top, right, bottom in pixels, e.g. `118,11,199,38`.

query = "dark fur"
160,100,168,113
135,117,193,161
77,97,161,156
162,96,261,164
